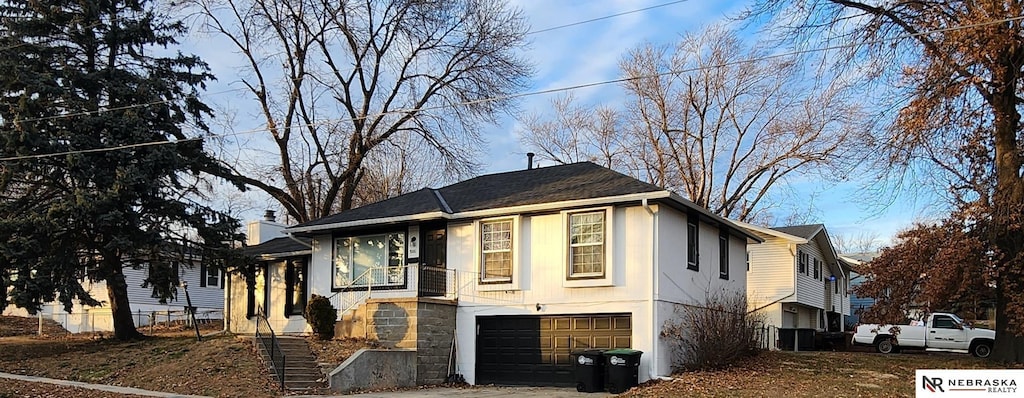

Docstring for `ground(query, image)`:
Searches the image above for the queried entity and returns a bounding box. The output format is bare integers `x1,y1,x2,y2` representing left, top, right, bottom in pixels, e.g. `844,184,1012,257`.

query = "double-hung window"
568,211,605,278
798,251,808,274
813,258,821,280
481,219,513,283
333,233,406,290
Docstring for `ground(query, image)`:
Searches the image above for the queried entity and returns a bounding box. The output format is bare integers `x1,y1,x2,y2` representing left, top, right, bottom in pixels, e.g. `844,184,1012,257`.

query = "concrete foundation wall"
335,297,456,385
328,349,416,393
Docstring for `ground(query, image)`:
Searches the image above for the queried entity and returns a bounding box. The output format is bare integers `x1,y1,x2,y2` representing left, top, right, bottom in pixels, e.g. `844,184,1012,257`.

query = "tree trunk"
993,288,1024,362
987,57,1024,363
106,266,143,340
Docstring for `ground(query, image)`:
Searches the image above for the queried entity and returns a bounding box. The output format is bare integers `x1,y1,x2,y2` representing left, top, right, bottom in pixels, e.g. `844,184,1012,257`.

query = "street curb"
0,371,212,398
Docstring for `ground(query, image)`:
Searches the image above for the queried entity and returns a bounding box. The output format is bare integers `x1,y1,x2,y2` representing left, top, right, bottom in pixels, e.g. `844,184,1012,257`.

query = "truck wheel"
971,341,993,358
876,338,897,354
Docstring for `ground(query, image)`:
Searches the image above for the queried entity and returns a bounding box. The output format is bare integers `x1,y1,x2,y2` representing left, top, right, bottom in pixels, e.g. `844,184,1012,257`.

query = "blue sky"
184,0,935,248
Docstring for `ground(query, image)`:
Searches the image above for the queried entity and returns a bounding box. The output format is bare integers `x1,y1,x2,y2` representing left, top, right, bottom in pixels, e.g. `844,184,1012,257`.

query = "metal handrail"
326,265,457,318
254,306,286,390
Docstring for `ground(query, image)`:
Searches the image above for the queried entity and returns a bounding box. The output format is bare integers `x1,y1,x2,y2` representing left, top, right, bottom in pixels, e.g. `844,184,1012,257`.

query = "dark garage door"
476,314,632,386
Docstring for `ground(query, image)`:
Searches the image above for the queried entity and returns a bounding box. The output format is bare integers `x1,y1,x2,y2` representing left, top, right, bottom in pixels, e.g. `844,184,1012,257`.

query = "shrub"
304,294,337,340
661,290,764,371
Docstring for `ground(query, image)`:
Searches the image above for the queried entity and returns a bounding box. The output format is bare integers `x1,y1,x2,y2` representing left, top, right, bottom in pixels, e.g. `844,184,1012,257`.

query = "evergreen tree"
0,0,242,340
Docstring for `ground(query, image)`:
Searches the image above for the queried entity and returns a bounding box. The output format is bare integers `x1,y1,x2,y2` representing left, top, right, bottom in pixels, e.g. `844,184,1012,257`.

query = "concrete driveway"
293,386,614,397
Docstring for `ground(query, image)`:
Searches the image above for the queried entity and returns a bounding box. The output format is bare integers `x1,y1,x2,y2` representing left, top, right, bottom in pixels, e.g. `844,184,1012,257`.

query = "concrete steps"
254,336,326,391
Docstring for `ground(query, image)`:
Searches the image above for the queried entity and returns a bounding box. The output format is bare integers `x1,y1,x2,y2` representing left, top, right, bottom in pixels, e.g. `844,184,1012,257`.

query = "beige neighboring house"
738,222,851,347
227,162,762,388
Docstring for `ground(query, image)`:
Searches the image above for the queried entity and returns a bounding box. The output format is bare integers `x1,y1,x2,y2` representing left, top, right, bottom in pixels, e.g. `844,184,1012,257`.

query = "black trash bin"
571,349,606,393
603,349,642,394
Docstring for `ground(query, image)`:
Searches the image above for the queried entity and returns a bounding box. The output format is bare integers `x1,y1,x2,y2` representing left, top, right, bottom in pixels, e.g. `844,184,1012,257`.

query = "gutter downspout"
642,198,659,380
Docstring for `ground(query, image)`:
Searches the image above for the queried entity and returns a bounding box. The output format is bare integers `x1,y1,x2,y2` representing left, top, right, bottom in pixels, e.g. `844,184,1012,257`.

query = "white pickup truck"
852,312,995,358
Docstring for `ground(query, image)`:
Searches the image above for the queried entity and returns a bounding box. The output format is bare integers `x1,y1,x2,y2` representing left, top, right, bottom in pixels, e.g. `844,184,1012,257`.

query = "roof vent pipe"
263,210,276,222
527,152,535,170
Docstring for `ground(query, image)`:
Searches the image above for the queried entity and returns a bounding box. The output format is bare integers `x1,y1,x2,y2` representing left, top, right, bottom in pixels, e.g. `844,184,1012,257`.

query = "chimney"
527,152,535,170
263,210,276,222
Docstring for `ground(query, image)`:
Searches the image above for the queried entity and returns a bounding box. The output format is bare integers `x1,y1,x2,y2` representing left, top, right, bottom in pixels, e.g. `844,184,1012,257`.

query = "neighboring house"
230,162,760,387
225,213,313,335
2,257,225,333
739,223,851,339
839,253,877,327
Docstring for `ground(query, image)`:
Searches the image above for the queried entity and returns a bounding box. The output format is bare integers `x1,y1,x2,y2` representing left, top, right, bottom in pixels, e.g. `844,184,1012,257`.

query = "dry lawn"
625,349,1022,397
0,315,371,397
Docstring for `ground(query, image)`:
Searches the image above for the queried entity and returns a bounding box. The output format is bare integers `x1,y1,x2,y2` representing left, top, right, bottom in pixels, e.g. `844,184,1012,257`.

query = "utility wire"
527,0,691,35
2,14,1023,162
4,1,693,123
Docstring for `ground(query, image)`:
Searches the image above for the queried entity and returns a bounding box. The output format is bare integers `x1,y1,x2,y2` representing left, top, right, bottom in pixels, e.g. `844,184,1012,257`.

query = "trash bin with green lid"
571,349,606,393
603,349,642,394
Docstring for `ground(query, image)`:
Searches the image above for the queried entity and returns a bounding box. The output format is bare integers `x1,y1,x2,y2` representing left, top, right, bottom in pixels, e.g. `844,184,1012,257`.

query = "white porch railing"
326,265,458,318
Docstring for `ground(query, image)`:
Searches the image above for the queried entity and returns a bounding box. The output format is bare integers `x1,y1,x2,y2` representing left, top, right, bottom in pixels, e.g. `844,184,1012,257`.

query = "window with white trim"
568,210,605,278
480,219,513,283
333,233,405,290
205,267,220,288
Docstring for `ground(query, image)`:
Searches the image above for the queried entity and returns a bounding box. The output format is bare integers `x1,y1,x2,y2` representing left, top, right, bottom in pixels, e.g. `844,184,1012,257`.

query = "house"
739,223,851,346
2,255,225,333
225,212,313,334
230,162,760,387
839,253,877,327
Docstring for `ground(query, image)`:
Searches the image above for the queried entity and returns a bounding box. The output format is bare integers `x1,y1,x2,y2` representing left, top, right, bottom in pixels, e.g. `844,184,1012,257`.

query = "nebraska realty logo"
917,370,1022,397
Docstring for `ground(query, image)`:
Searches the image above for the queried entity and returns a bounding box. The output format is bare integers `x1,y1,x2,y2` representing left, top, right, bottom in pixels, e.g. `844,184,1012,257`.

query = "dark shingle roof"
293,162,662,229
771,224,824,240
438,162,662,212
244,236,311,257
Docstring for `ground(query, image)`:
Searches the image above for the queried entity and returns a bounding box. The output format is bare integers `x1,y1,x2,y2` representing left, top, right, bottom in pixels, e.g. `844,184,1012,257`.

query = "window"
205,266,220,288
933,315,958,329
284,260,307,317
687,213,699,271
718,230,729,280
798,251,808,274
481,219,513,283
813,258,821,280
568,210,605,278
333,233,406,290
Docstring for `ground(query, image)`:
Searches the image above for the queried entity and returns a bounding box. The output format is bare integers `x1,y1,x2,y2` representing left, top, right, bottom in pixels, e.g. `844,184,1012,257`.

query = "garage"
475,314,632,386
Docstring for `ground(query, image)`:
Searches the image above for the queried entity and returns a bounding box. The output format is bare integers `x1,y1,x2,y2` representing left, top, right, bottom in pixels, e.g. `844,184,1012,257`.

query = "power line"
527,0,691,35
3,14,1022,163
0,138,202,161
4,2,690,123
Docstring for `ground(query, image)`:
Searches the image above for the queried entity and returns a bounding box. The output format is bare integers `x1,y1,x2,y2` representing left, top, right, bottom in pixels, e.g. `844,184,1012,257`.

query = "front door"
418,227,447,297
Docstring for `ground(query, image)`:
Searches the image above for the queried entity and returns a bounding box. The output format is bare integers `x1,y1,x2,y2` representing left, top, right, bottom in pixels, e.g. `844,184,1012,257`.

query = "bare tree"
519,25,866,222
747,0,1024,362
191,0,532,222
832,231,882,254
518,94,624,168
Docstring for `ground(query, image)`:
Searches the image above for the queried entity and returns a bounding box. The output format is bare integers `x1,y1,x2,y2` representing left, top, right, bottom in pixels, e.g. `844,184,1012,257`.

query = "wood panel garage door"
476,314,632,386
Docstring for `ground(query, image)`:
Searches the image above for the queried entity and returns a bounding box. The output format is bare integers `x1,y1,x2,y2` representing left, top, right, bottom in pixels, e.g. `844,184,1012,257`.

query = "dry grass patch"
624,350,1019,397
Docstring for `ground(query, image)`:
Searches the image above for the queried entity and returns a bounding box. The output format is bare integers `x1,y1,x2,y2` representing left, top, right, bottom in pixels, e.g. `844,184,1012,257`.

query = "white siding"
794,242,826,309
746,236,796,310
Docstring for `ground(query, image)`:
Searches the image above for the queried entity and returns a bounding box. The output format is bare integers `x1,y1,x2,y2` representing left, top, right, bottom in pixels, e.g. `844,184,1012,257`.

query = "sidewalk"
0,372,210,398
293,386,611,398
